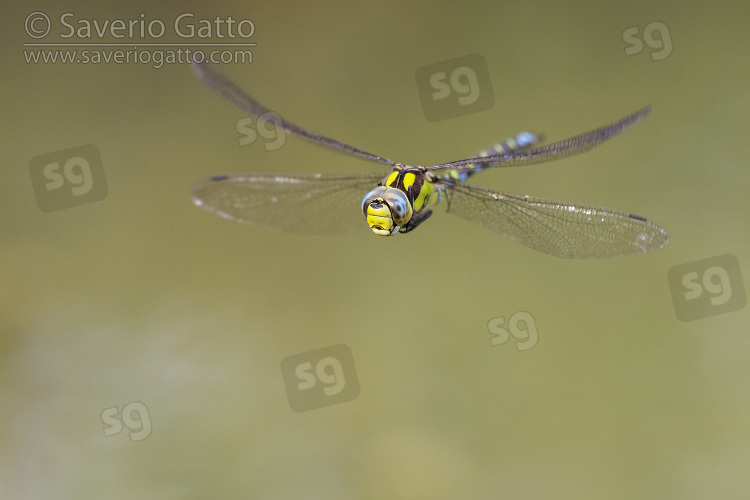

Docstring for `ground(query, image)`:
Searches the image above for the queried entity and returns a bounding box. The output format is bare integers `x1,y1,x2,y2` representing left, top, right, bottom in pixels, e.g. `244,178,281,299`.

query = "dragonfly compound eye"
362,186,413,236
382,188,412,225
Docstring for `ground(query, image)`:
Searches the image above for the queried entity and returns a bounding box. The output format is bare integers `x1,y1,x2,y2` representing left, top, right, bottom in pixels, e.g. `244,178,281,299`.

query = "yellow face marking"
366,214,394,233
367,203,391,218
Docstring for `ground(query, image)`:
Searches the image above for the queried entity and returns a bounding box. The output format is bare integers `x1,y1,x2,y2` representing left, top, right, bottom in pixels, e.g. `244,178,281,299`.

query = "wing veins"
191,60,397,167
442,179,668,258
426,105,651,173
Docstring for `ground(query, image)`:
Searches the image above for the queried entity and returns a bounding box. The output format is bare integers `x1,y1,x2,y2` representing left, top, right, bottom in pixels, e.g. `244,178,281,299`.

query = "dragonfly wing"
191,61,397,168
443,181,669,258
425,106,651,174
192,172,384,234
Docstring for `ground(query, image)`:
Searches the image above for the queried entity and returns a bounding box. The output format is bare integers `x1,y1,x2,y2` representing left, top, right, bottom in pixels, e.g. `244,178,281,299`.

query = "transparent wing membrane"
192,172,384,233
442,181,668,258
191,60,397,167
190,61,667,258
426,106,651,173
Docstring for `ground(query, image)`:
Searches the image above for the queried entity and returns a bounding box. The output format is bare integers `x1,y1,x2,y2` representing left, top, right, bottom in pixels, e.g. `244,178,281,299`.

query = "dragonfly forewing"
426,105,651,175
191,60,397,167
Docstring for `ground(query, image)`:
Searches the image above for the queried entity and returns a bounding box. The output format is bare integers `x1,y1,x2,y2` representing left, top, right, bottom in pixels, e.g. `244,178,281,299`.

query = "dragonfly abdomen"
439,132,541,183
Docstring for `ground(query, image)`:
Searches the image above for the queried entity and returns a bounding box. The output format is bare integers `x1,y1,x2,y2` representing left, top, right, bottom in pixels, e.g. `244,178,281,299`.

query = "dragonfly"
190,61,669,258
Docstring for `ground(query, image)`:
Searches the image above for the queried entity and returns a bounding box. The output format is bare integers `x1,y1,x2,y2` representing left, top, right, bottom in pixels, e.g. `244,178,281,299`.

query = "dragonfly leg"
399,209,433,233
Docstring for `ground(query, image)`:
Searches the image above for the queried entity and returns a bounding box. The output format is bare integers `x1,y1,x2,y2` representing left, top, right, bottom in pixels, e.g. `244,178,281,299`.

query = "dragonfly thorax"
361,185,412,236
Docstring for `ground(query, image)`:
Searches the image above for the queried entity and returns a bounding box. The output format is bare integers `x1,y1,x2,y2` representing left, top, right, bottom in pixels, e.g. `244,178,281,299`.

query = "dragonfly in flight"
190,61,668,258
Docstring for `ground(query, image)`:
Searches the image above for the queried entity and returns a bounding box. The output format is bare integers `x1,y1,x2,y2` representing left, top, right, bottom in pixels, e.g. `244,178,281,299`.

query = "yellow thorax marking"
413,181,433,211
386,170,399,187
384,167,435,212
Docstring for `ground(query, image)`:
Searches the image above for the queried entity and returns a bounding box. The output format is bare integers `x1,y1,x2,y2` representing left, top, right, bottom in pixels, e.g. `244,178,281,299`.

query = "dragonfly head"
362,186,412,236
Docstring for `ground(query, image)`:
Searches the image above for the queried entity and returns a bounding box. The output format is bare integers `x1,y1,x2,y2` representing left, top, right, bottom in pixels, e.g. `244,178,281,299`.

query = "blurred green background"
2,1,749,498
